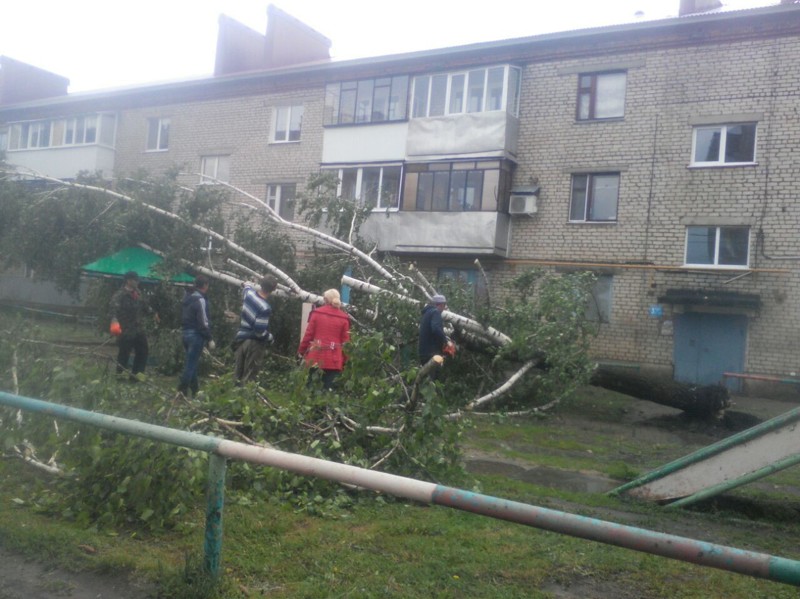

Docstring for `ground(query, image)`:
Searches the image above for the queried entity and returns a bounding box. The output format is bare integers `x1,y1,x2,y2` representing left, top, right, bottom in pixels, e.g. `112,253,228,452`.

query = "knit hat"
431,294,447,304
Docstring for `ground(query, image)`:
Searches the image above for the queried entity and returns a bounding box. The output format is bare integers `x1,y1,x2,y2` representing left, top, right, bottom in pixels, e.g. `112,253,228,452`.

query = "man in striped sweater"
233,275,278,384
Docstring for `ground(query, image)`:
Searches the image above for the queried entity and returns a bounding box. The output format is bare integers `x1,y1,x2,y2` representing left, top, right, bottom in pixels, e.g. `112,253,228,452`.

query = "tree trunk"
590,366,730,417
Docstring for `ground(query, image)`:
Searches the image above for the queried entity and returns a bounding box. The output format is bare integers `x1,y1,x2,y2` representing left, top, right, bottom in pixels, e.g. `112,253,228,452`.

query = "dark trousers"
179,330,205,394
116,333,148,375
234,339,267,383
306,367,340,391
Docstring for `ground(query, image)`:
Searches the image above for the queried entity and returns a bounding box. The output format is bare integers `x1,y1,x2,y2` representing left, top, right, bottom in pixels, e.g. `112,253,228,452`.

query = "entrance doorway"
673,312,747,390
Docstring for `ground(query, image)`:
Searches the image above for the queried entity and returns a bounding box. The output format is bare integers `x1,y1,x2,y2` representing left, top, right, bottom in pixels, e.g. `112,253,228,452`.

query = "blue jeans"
179,330,205,394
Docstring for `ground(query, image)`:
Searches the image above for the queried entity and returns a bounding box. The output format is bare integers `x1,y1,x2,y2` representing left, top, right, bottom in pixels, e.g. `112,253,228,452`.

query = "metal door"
673,313,747,390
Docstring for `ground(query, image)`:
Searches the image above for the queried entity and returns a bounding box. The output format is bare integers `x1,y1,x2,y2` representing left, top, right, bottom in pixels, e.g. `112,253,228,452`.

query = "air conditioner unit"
508,194,538,215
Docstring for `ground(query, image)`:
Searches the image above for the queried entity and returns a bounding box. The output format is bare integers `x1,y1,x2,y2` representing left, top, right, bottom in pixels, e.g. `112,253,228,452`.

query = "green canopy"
81,247,194,284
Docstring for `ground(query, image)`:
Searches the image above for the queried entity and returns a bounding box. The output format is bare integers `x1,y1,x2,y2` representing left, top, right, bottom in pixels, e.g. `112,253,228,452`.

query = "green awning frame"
81,247,194,284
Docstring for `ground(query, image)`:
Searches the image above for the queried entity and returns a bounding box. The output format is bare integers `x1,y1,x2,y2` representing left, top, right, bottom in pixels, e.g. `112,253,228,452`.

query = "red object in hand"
442,342,456,357
110,322,122,336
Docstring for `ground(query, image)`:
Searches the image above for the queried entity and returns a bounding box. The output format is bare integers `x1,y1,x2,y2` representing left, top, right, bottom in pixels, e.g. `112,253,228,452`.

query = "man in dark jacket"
109,271,157,380
418,294,451,378
178,275,213,396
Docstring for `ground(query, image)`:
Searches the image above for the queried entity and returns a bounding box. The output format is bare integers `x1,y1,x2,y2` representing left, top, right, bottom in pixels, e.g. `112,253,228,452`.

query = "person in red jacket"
298,289,350,390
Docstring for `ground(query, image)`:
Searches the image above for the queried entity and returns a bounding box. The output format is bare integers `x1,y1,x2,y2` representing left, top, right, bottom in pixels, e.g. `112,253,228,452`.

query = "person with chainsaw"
109,271,158,380
418,293,455,380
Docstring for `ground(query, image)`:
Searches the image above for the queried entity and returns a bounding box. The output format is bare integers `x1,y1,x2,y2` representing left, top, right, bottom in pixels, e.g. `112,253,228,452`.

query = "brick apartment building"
2,1,800,393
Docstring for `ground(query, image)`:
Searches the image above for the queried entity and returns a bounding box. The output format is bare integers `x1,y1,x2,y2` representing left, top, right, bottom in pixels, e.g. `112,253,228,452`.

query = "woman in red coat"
298,289,350,390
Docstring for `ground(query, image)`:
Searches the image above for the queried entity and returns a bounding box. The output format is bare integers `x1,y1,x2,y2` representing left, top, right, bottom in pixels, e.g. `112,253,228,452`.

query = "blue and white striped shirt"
234,285,273,343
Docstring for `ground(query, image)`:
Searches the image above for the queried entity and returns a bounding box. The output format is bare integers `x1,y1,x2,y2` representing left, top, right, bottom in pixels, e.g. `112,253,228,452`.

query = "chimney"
679,0,723,16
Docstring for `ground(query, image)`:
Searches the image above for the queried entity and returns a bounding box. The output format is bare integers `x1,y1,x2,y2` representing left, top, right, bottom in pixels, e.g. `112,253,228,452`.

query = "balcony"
360,210,510,256
7,145,116,179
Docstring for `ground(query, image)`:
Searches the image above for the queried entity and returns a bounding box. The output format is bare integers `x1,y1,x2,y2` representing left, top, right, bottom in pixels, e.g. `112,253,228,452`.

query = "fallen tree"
0,165,727,527
590,366,731,417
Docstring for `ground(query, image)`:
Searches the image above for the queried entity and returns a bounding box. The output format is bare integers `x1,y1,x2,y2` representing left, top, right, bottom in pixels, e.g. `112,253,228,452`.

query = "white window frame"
267,183,297,220
412,65,521,118
146,117,170,151
272,105,303,142
199,155,231,184
330,165,402,210
62,115,99,146
684,226,750,269
6,114,115,151
690,124,757,166
569,173,620,223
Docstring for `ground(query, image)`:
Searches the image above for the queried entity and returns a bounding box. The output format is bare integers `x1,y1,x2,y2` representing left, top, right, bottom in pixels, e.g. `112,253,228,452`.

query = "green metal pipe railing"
3,390,800,587
668,452,800,508
611,404,800,497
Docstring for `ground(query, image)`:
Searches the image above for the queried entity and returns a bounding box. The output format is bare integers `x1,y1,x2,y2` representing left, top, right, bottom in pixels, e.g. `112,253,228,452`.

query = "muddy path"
0,546,153,599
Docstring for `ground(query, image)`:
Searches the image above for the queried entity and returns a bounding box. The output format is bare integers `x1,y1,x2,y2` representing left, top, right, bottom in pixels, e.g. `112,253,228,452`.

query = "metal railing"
2,390,800,587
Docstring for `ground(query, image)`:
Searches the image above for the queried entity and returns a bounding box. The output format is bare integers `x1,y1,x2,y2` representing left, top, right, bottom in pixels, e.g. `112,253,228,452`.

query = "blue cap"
431,294,447,304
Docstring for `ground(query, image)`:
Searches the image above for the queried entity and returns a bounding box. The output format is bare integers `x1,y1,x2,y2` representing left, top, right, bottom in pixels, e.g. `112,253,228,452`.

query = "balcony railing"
361,210,510,256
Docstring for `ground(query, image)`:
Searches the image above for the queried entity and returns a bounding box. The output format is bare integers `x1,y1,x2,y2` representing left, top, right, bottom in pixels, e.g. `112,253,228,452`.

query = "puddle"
466,458,617,493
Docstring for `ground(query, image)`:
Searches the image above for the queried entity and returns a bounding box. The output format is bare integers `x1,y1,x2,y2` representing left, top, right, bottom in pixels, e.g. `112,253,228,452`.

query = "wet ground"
0,547,153,599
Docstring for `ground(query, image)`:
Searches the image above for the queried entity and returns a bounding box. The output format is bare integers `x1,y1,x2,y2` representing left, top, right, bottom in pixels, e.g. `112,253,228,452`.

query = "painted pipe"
3,391,800,587
432,487,800,585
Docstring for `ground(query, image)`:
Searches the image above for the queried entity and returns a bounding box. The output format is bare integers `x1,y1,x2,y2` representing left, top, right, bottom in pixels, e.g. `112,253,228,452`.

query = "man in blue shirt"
178,275,213,397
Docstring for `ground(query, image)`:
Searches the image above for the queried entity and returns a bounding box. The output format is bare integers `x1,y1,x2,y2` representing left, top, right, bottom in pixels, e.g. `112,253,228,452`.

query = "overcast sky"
2,0,775,93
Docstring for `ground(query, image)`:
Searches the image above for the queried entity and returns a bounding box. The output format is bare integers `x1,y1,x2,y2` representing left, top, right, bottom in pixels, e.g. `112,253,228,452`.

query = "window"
577,71,626,120
438,267,488,303
0,128,8,152
414,163,486,212
63,116,98,145
587,274,613,323
146,117,170,151
325,76,408,125
569,173,619,222
28,122,51,148
7,114,113,150
685,226,750,268
412,66,521,118
330,165,401,209
691,124,756,165
273,105,303,142
404,160,511,212
199,155,230,184
8,122,50,149
267,183,296,220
